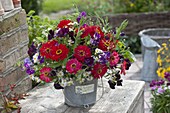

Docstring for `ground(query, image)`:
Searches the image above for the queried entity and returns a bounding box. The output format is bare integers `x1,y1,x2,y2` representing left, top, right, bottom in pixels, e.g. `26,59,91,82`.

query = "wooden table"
19,80,145,113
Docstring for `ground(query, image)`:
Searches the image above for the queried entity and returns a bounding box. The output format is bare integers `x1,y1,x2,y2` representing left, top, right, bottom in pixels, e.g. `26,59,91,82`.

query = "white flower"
34,77,41,83
68,39,74,46
95,48,103,55
83,71,91,77
33,53,39,63
86,76,93,81
60,79,68,87
57,71,64,77
42,31,48,37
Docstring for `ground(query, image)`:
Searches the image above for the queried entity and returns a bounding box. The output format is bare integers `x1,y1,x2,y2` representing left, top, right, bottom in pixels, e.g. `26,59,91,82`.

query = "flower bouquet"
150,43,170,113
23,11,135,106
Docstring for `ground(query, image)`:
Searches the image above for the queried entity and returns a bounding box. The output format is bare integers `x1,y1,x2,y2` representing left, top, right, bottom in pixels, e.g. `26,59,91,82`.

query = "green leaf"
124,51,136,62
115,20,128,39
36,37,45,43
27,10,35,17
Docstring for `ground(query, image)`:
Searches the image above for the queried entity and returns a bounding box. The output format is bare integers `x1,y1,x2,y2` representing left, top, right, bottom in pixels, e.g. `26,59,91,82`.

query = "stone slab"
19,80,145,113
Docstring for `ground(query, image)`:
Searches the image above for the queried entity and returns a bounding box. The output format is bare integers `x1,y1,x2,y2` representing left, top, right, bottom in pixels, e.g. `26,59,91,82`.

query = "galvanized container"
139,28,170,60
64,79,98,107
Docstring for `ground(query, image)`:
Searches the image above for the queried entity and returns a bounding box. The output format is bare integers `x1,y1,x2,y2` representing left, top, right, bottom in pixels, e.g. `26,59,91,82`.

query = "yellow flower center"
97,69,102,74
103,40,110,47
44,72,49,76
71,63,76,68
79,50,85,56
56,49,62,55
46,48,50,53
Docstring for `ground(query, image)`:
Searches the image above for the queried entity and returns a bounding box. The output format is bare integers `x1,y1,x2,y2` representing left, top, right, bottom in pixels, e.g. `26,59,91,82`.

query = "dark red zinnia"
98,39,115,51
74,45,91,62
40,40,58,59
91,63,108,78
57,20,72,28
51,44,69,61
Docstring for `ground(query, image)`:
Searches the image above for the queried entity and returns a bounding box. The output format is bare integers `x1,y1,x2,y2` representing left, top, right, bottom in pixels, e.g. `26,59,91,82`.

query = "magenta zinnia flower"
91,63,108,78
74,45,91,62
109,51,120,66
40,67,52,83
66,59,82,74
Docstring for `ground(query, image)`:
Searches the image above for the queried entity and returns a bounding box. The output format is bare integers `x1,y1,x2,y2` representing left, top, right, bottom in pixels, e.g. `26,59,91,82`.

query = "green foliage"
151,89,170,113
27,10,58,46
42,0,82,14
21,0,43,15
79,0,170,16
113,0,170,13
123,36,141,54
79,0,114,16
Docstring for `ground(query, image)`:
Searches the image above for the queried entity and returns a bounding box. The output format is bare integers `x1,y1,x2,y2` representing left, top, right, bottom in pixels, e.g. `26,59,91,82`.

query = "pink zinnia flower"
109,51,120,66
40,67,52,83
91,63,108,78
66,59,82,74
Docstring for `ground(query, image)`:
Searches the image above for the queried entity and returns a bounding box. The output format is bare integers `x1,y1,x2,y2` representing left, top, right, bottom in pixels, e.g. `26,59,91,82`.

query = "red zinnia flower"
57,20,72,28
98,39,115,51
66,58,82,74
40,67,52,83
121,60,127,75
109,51,120,66
40,40,58,59
91,63,108,78
51,44,69,61
81,25,104,38
74,45,91,62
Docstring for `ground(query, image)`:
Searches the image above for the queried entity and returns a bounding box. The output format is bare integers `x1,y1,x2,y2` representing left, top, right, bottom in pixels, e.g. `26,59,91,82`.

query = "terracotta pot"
0,1,4,15
12,0,21,8
1,0,14,11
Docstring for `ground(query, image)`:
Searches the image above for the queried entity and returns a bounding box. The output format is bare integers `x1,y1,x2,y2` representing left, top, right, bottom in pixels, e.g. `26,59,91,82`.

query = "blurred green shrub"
79,0,113,16
123,36,141,54
79,0,170,16
21,0,43,14
113,0,170,13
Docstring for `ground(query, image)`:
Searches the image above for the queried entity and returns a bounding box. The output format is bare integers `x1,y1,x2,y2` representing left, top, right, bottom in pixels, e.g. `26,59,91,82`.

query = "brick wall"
101,11,170,36
0,8,32,93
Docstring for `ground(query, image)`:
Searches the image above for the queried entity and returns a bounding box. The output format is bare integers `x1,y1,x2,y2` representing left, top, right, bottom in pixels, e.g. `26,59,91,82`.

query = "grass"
42,0,82,14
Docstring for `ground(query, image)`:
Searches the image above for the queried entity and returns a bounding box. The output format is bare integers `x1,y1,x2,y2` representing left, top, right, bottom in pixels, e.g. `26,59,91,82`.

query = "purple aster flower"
104,51,110,59
99,55,107,64
151,86,157,91
24,58,32,68
113,31,116,34
40,57,44,64
84,57,94,67
120,32,125,36
150,80,157,87
48,30,55,40
164,72,170,81
90,38,99,46
37,55,44,64
157,87,165,94
28,43,37,58
26,68,35,75
77,11,87,23
76,17,81,23
94,32,101,40
157,79,165,86
56,28,69,37
80,11,87,17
